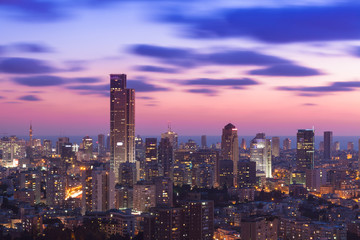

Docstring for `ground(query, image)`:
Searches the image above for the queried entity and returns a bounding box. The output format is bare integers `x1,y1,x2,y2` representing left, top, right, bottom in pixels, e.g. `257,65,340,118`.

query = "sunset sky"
1,0,360,136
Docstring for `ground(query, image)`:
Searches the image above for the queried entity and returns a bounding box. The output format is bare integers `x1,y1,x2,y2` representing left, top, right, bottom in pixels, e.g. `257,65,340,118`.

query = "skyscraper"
110,74,135,183
98,134,106,157
201,135,207,149
250,133,272,178
283,138,291,150
161,124,178,150
296,129,314,171
324,131,333,160
271,136,280,157
221,123,239,187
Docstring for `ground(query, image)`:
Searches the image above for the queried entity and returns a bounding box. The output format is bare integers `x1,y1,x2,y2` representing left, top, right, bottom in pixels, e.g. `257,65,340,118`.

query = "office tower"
182,200,214,240
218,160,234,188
133,182,156,212
283,138,291,150
145,138,157,163
46,174,65,207
271,136,280,157
82,136,93,157
240,138,247,150
145,138,159,180
221,123,239,187
43,139,52,157
161,124,178,150
158,137,173,178
334,141,340,151
319,141,324,151
154,177,173,207
296,129,315,171
201,135,207,149
324,131,333,160
237,161,256,188
250,133,272,178
119,162,136,187
110,74,135,183
348,142,354,151
98,134,106,157
56,137,69,155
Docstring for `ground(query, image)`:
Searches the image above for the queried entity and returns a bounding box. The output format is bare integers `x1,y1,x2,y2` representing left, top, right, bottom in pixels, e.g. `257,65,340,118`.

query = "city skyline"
2,1,360,136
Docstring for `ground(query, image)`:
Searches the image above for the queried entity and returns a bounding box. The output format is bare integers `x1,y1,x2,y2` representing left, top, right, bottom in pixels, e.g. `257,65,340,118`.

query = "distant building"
348,142,354,151
201,135,207,149
324,131,333,160
241,215,278,240
158,137,173,178
283,138,291,150
240,138,247,150
133,182,156,212
237,161,256,188
271,137,280,157
98,134,106,157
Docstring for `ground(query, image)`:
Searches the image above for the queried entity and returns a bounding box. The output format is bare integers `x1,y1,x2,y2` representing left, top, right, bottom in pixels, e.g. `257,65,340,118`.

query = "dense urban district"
1,74,360,240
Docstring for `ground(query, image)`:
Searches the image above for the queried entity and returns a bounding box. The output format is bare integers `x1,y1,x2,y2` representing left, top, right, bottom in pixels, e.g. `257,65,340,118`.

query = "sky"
1,0,360,137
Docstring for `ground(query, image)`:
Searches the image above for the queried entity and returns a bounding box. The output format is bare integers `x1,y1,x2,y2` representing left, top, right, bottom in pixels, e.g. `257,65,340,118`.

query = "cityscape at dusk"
2,0,360,136
2,0,360,240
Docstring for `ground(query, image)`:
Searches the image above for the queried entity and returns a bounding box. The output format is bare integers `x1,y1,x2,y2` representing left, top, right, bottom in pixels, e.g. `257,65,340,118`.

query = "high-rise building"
98,134,106,157
271,137,280,157
201,135,207,149
161,124,178,150
46,173,65,207
56,137,69,155
154,177,173,207
158,137,173,178
145,138,157,163
250,133,272,178
324,131,333,160
182,200,214,240
319,141,324,151
221,123,239,187
240,138,247,150
296,129,315,171
237,161,256,188
82,136,93,158
283,138,291,150
334,141,340,151
133,182,156,212
348,142,354,151
110,74,135,183
43,139,52,157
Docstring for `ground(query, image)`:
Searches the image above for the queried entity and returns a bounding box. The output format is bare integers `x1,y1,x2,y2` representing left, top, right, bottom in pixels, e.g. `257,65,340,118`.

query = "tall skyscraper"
296,129,315,171
324,131,333,160
98,134,106,157
250,133,272,178
110,74,135,183
161,124,178,150
271,136,280,157
201,135,207,149
158,137,173,177
221,123,239,187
